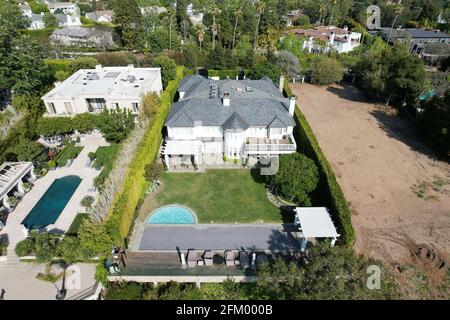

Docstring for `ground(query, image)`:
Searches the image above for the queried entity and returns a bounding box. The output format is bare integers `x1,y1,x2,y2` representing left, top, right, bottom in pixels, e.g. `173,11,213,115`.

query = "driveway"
290,83,450,263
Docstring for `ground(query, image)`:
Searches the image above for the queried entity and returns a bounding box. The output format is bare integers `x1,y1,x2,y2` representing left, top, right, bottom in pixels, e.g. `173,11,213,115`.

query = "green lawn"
93,144,120,181
156,169,283,223
56,145,84,167
66,213,89,235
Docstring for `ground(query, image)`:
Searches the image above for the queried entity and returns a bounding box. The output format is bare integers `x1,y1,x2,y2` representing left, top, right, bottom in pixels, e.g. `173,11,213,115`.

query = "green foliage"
144,161,163,181
113,0,146,51
247,61,281,83
58,236,94,263
80,195,95,210
310,56,344,85
37,117,73,136
78,219,113,255
92,144,121,183
15,238,35,257
418,90,450,157
284,82,355,245
95,259,110,286
72,113,99,133
278,34,305,57
56,145,83,167
94,52,136,66
255,242,398,299
266,153,319,205
97,108,135,143
68,57,99,74
104,67,188,244
29,0,49,14
43,13,58,29
140,92,161,119
147,27,181,53
105,282,144,300
10,137,46,162
152,55,176,88
66,213,89,235
48,159,56,169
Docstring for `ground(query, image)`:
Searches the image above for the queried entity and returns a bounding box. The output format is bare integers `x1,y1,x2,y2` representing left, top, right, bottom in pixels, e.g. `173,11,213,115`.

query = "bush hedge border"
104,66,190,244
284,81,355,245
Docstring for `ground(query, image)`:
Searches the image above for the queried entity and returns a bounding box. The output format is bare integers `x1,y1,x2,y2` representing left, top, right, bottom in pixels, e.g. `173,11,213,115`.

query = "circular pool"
146,205,197,224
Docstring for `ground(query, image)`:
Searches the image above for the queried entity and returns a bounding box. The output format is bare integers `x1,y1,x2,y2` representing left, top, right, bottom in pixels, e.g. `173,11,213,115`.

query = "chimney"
279,75,285,93
95,65,102,73
179,91,185,99
329,32,335,45
289,96,296,115
223,92,230,106
343,25,348,31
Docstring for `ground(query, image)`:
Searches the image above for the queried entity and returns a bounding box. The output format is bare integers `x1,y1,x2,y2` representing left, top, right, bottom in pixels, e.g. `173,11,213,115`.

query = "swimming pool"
146,205,196,224
22,175,82,229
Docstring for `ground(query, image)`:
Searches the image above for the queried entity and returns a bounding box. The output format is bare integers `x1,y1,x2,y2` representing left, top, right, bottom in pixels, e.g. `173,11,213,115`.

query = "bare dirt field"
290,83,450,270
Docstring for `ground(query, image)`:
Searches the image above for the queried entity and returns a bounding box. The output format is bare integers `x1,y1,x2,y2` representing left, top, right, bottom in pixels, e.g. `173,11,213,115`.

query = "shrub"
247,61,281,83
152,55,176,88
144,161,163,181
72,113,99,133
284,82,355,245
88,152,97,161
15,238,35,257
80,195,95,211
310,56,344,85
266,152,319,205
37,117,74,136
105,282,144,300
68,57,99,74
58,236,94,263
48,160,56,169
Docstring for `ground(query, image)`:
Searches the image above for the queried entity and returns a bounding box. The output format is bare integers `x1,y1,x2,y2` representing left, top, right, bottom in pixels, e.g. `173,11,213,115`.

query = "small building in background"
288,26,362,54
50,27,114,49
85,10,114,23
41,65,163,116
19,3,33,18
47,1,79,15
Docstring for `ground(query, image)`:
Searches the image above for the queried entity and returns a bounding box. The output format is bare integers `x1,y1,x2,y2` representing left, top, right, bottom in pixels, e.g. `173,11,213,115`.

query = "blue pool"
22,175,82,229
146,205,196,224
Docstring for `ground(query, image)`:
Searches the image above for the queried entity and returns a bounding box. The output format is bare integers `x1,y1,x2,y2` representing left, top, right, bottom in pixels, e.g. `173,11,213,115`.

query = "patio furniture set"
185,249,269,269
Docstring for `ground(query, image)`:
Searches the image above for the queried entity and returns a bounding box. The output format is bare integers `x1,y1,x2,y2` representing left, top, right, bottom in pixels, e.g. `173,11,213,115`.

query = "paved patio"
135,223,300,252
0,132,109,260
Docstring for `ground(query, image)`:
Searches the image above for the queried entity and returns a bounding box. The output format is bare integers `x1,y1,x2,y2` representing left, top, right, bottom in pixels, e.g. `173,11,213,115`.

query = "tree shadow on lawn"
326,84,373,103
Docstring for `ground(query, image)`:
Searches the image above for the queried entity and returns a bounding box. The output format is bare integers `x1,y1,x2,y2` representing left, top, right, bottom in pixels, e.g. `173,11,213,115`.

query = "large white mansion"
41,65,163,116
162,75,297,169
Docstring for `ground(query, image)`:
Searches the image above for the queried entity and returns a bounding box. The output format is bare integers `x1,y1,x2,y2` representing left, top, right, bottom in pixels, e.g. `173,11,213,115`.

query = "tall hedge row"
284,82,355,245
104,66,190,244
207,69,248,79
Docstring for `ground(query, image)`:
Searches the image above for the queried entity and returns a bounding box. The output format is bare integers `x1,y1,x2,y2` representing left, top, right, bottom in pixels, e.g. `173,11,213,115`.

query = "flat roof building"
41,65,163,116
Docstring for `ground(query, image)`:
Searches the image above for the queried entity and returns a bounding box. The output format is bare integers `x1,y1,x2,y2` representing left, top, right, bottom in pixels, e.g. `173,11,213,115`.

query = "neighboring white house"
187,3,203,25
46,1,79,15
41,65,163,116
85,10,114,23
163,75,297,169
20,3,33,18
289,26,362,54
50,27,114,48
55,13,81,27
28,13,45,29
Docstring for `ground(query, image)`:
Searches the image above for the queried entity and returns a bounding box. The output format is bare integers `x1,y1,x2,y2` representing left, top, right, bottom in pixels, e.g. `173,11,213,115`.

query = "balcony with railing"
244,135,297,154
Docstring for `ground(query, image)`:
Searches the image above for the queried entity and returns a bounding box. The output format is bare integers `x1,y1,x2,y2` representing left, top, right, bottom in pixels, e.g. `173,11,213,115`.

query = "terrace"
245,135,297,154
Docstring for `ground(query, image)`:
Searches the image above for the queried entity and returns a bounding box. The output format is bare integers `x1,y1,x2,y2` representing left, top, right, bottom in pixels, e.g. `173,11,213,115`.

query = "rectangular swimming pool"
22,175,82,229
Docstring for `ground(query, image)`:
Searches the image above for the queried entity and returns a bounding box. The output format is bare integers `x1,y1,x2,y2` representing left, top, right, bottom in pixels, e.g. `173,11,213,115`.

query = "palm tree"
318,0,327,24
167,8,176,51
232,6,242,51
387,1,403,43
254,0,266,52
210,5,220,49
195,23,206,50
328,0,339,26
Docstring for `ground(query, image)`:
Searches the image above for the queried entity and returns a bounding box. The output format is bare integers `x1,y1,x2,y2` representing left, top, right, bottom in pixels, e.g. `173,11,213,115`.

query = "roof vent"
245,86,253,92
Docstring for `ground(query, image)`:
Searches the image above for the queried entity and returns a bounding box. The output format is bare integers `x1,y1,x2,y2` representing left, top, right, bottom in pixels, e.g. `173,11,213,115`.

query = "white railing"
245,143,297,152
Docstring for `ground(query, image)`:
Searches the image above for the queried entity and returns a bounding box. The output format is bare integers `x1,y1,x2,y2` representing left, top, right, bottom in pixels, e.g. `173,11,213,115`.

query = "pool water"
22,175,82,229
147,205,196,224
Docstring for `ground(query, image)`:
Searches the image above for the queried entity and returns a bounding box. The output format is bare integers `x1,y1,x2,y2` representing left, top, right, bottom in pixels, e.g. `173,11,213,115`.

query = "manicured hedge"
104,66,190,244
207,69,248,79
284,82,355,245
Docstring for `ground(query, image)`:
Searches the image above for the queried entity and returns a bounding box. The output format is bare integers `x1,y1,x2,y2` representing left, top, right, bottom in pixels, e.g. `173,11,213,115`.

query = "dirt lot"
290,83,450,267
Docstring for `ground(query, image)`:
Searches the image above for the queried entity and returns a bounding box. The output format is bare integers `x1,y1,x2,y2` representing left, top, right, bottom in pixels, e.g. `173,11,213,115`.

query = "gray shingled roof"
166,76,295,129
52,27,91,37
379,27,450,39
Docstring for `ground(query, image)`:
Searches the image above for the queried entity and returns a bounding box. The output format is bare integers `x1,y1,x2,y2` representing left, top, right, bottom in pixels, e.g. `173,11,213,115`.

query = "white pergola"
294,207,340,252
162,140,202,171
0,162,35,210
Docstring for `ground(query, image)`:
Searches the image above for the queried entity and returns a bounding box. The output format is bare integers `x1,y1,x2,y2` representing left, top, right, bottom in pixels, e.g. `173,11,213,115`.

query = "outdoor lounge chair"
239,251,250,269
203,250,214,266
187,249,198,268
225,250,235,267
